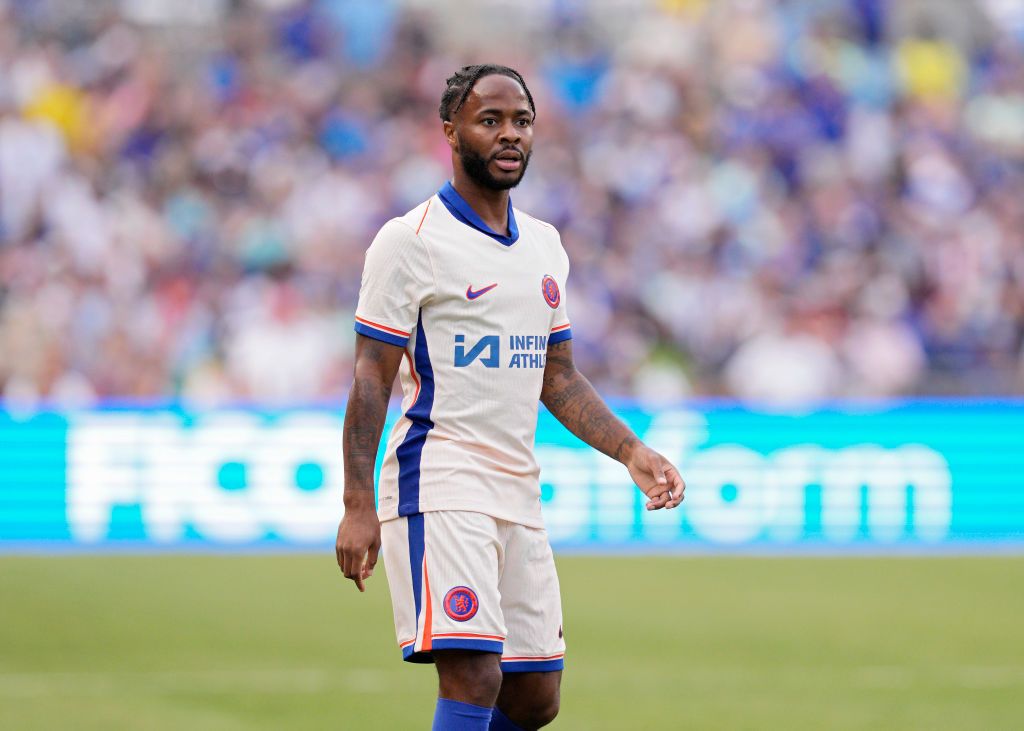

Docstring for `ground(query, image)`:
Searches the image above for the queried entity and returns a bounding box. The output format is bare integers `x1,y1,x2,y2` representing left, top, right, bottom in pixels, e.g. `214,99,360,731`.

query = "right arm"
335,334,405,592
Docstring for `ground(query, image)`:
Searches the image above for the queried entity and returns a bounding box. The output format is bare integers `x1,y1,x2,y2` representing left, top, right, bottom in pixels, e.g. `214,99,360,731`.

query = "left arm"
540,339,685,510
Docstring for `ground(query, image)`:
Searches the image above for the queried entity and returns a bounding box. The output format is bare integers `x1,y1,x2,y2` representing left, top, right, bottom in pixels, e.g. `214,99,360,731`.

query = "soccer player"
336,64,685,731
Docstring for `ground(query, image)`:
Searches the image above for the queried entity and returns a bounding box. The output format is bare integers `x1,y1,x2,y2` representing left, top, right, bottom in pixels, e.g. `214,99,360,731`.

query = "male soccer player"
336,64,685,731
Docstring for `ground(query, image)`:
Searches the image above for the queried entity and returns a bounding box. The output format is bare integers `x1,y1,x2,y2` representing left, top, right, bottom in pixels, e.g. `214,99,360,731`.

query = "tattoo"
343,336,403,495
540,341,639,464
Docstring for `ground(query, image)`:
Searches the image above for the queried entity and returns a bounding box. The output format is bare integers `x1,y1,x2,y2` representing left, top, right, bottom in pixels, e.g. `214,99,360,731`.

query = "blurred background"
3,0,1023,408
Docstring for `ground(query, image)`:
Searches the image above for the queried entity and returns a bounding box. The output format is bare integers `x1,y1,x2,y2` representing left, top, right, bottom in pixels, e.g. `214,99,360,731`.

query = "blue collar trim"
437,181,519,246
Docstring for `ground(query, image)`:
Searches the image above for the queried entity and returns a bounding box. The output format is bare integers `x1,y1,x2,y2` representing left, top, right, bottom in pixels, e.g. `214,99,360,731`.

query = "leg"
435,649,503,707
432,650,501,730
382,512,507,729
493,521,566,729
493,671,561,730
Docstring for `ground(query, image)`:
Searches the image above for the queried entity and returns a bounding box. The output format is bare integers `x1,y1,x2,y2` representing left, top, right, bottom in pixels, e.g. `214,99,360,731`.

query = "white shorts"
381,510,565,673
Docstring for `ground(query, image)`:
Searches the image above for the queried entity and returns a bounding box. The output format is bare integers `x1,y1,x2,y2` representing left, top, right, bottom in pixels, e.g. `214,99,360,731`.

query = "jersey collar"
437,181,519,247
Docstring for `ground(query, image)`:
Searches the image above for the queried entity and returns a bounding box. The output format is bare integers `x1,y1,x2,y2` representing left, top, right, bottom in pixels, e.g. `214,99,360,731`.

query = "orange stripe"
433,632,505,641
501,653,565,661
355,316,410,337
421,556,433,651
404,350,420,406
416,199,432,234
551,323,571,332
399,639,416,648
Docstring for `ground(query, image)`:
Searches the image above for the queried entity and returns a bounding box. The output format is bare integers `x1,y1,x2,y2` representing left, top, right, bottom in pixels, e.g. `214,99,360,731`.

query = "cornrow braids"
439,64,536,122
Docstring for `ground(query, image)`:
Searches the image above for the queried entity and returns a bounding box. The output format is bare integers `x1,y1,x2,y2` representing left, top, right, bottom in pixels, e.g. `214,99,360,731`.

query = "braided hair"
439,64,536,122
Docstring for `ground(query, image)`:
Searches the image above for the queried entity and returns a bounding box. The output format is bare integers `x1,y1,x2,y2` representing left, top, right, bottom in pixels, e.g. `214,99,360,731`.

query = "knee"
435,653,503,707
525,697,560,728
503,693,560,729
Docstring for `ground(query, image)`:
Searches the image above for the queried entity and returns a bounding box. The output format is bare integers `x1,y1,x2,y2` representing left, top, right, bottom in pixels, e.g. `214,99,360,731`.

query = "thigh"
497,522,566,673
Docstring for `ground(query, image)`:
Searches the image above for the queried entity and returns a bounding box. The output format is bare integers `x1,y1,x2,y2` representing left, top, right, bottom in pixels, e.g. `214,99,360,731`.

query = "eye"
482,118,497,126
516,118,532,127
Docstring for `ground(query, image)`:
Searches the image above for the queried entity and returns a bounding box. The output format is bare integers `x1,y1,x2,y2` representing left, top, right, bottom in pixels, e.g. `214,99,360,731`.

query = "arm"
336,334,405,591
540,339,685,510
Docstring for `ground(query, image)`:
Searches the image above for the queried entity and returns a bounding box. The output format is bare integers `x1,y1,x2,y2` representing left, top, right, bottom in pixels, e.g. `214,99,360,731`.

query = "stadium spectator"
1,0,1022,407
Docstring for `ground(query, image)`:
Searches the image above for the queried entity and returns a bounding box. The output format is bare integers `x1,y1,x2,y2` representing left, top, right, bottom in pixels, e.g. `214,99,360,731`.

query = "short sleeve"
354,220,434,347
549,241,572,344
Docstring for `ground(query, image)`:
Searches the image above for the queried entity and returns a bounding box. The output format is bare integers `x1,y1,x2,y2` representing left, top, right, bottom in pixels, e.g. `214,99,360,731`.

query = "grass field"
1,555,1022,730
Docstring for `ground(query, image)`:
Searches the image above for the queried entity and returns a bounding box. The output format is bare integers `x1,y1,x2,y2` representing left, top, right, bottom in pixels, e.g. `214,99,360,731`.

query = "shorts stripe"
433,632,505,641
420,552,434,652
432,638,503,653
501,658,564,673
407,513,425,650
501,653,565,662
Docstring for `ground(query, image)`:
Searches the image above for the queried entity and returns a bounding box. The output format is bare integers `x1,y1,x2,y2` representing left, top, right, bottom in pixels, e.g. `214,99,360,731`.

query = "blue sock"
432,698,493,730
489,707,525,731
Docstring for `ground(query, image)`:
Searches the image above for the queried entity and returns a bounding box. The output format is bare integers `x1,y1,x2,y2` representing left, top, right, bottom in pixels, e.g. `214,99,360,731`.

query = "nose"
498,119,521,144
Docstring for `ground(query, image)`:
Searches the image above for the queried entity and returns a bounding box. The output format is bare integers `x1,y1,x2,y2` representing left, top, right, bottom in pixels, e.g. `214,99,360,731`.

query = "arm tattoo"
541,341,639,463
343,337,402,495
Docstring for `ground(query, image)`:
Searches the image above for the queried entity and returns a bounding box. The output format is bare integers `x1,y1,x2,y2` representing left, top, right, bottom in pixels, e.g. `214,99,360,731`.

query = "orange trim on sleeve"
501,653,565,661
551,323,571,332
355,316,410,337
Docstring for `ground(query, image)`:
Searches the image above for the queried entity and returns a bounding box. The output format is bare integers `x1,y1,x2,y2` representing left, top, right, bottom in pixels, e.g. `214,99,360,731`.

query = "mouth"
492,150,523,172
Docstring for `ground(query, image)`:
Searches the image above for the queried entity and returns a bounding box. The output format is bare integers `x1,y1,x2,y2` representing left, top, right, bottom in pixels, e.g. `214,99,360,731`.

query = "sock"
489,706,525,731
432,698,493,731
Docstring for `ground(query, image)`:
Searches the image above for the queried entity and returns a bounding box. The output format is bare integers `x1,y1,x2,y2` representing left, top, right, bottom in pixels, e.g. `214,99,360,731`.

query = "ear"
443,120,459,152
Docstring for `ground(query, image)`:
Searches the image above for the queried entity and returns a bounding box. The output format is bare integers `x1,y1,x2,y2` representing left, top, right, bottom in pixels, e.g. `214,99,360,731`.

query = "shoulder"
514,208,562,244
370,196,438,249
390,196,437,237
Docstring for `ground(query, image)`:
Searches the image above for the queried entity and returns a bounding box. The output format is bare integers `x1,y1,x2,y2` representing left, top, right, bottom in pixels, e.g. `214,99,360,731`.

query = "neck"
450,171,510,235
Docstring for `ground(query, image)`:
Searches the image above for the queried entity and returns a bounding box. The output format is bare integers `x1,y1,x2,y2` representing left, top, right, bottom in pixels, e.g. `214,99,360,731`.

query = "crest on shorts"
541,275,560,309
443,586,479,622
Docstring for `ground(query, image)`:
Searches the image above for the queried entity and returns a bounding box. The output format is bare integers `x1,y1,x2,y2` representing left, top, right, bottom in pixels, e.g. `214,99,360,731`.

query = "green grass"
1,555,1022,730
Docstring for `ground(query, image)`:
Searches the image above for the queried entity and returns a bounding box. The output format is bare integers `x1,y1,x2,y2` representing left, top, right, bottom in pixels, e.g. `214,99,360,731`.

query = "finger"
363,538,381,580
665,468,686,509
645,491,670,510
348,551,366,592
342,547,366,592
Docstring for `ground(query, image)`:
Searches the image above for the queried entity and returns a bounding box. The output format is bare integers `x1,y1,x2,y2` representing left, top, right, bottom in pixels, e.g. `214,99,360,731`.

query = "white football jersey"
354,182,571,528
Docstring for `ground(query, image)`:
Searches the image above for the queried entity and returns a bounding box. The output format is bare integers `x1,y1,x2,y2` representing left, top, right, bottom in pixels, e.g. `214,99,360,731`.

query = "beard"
459,144,531,191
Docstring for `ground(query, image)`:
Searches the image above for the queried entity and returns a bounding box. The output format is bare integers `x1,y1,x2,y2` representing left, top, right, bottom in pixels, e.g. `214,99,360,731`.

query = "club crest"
541,275,560,309
443,586,479,621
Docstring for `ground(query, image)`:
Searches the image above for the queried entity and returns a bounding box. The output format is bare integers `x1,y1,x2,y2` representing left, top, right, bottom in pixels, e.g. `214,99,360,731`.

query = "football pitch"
1,555,1021,730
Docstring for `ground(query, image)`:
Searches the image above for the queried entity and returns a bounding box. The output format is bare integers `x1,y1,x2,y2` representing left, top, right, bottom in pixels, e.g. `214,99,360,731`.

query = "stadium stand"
1,0,1022,406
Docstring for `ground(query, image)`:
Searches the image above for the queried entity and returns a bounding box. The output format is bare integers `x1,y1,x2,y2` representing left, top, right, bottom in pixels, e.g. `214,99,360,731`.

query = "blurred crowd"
1,0,1023,407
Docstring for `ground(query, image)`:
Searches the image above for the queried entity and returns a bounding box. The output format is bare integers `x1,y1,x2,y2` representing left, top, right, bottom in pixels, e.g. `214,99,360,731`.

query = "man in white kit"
335,64,685,731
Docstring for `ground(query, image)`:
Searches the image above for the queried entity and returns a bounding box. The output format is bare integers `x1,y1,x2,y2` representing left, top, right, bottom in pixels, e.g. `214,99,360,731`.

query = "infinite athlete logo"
443,586,479,621
541,275,560,309
466,283,498,300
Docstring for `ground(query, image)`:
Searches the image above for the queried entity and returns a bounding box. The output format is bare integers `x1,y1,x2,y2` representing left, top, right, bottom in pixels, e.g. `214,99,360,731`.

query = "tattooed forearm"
540,341,639,463
343,336,404,498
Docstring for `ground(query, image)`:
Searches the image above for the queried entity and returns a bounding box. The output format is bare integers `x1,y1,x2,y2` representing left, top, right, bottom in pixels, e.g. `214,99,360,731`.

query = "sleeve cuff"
549,324,572,344
354,317,410,347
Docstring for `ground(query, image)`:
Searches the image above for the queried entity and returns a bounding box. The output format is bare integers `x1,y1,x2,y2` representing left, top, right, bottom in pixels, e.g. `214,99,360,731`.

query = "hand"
335,503,381,592
624,444,686,511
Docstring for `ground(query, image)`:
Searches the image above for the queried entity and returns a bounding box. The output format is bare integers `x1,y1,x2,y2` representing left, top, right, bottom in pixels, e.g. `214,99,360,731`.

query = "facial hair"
459,144,531,191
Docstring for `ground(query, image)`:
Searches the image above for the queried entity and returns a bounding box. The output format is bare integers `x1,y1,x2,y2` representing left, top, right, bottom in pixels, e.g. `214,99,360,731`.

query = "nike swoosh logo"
466,283,498,300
